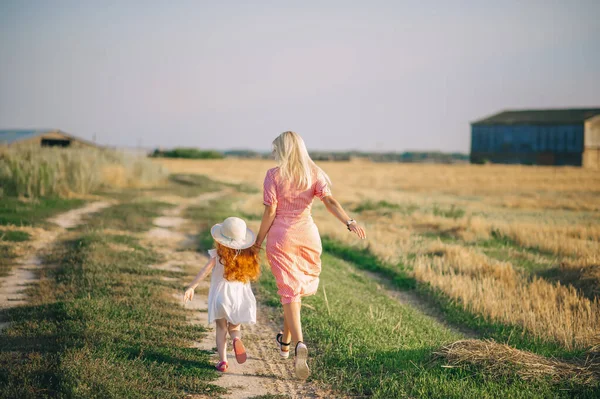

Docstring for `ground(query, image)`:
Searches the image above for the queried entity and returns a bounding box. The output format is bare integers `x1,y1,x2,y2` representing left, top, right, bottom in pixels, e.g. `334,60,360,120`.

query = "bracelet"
346,219,356,231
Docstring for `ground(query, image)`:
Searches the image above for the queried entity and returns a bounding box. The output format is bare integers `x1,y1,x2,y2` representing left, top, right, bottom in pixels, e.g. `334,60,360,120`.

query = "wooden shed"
470,108,600,167
583,115,600,169
0,129,98,148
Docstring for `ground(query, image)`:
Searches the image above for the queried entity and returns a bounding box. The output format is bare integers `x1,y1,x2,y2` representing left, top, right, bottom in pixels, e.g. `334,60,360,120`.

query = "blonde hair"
272,131,331,190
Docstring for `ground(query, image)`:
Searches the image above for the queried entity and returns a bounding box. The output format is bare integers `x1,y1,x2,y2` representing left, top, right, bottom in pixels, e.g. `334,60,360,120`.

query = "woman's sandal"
215,360,228,372
294,341,310,379
232,337,247,364
276,332,291,359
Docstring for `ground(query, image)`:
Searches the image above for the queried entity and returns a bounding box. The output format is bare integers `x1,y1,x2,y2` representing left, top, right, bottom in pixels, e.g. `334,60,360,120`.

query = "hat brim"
210,223,256,250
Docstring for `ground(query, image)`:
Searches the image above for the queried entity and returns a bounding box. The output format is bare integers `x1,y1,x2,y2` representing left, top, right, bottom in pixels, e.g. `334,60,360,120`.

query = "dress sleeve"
263,169,278,206
314,170,332,200
207,249,217,259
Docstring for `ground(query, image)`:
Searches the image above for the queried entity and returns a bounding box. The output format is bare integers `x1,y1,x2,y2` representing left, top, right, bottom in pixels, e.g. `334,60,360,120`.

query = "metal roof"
0,129,56,145
472,108,600,126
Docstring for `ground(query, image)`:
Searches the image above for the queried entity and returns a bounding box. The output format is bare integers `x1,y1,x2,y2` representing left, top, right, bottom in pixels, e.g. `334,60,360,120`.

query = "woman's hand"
183,287,194,303
349,222,367,239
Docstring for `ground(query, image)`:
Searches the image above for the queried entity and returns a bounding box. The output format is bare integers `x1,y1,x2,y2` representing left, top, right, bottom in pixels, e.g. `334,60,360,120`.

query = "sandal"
294,341,310,379
215,360,228,372
276,332,291,359
232,337,247,364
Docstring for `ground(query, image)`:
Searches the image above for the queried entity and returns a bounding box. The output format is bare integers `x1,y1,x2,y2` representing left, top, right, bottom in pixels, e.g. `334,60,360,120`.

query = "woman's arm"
322,195,367,239
184,257,216,303
254,204,277,248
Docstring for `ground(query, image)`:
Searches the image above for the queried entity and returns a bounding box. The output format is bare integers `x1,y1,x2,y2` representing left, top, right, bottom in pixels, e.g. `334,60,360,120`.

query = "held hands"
252,241,263,251
183,287,194,304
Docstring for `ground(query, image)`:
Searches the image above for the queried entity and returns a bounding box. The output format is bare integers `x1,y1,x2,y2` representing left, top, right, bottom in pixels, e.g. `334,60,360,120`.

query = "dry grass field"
156,158,600,350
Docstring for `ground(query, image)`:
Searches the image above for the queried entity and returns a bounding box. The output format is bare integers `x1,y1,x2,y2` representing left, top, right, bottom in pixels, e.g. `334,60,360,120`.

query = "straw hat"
210,217,256,250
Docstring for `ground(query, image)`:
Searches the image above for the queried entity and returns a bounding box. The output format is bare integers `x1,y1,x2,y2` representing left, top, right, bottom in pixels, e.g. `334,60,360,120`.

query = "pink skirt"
266,217,322,305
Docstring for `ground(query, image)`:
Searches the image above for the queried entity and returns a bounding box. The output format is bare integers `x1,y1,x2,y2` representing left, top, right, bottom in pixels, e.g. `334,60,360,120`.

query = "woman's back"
263,167,331,219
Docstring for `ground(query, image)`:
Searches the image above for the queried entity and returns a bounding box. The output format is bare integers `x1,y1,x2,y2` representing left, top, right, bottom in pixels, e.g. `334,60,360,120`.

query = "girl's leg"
227,322,241,341
215,318,228,362
229,323,247,364
282,301,303,343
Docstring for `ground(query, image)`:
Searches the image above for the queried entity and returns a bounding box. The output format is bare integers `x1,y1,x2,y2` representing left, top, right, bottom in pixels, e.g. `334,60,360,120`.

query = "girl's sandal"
276,332,291,359
215,360,228,372
233,337,247,364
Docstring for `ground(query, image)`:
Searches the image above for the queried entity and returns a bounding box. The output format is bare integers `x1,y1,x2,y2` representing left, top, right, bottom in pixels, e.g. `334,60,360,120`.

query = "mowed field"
1,151,599,399
156,158,600,397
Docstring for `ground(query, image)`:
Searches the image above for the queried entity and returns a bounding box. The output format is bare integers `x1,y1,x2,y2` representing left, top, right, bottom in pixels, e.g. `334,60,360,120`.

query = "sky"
1,0,599,153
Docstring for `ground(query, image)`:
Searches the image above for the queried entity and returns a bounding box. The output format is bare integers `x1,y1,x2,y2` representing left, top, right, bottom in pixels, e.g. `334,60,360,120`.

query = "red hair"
215,242,260,283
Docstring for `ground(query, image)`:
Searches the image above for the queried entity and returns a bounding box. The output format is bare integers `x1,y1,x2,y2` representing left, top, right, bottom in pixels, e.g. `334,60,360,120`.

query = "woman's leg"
283,301,310,379
282,301,303,343
215,318,228,362
282,311,292,344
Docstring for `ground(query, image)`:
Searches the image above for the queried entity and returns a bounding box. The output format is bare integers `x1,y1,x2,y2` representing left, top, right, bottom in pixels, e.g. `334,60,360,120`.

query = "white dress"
207,249,257,325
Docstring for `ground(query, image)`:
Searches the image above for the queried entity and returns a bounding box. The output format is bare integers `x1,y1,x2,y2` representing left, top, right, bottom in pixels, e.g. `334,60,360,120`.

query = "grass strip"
0,197,86,227
0,232,223,398
322,237,584,359
80,201,175,232
0,244,18,277
0,229,31,242
260,250,598,398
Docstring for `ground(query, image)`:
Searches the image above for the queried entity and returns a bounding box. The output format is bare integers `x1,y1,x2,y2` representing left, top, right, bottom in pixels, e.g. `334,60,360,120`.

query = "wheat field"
156,158,600,350
0,146,168,198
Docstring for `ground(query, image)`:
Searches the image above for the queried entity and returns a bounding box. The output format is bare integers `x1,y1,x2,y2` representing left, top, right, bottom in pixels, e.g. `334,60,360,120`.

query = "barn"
470,108,600,168
0,129,98,149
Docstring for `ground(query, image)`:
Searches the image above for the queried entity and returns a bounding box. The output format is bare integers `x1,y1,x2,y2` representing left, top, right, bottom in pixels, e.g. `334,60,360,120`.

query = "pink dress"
263,167,331,305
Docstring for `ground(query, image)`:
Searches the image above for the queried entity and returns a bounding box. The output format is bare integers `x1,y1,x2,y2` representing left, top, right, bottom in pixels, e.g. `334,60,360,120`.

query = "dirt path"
146,191,335,399
0,201,113,330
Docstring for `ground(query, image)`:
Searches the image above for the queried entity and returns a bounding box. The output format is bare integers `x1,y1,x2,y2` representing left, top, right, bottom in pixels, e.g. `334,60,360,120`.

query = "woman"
254,131,366,379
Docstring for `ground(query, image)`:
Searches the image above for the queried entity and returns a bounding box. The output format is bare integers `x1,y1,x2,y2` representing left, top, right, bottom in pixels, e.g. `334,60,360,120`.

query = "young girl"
184,216,260,372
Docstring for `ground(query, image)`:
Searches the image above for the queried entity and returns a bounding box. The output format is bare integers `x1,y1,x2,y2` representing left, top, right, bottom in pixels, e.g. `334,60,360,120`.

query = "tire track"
0,201,114,330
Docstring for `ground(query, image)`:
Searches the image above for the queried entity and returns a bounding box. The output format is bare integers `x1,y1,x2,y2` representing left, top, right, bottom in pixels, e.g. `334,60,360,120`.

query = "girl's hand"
183,287,194,303
349,222,367,239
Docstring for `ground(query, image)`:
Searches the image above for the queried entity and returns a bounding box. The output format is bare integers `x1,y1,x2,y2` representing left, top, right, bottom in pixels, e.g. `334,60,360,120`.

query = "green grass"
80,201,175,232
478,236,556,274
0,229,31,242
418,229,557,274
0,197,86,227
0,232,223,398
257,250,597,398
352,200,418,215
418,227,596,303
432,204,466,219
184,197,245,251
0,244,18,277
166,174,258,196
322,238,583,360
321,236,415,290
99,173,227,201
